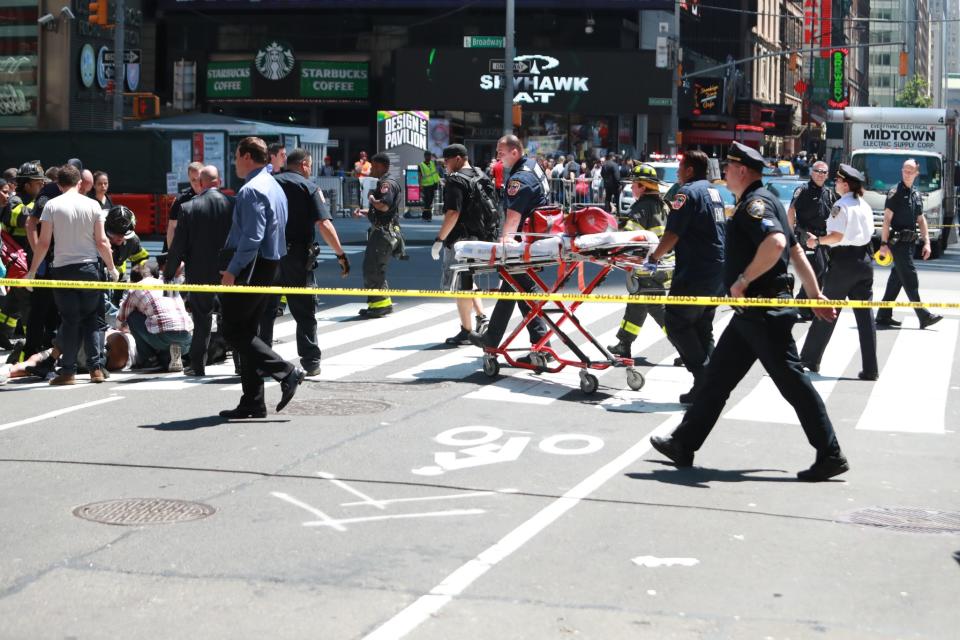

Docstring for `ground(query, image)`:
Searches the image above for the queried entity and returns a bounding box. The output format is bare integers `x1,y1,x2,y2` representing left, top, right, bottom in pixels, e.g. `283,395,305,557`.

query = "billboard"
377,110,429,189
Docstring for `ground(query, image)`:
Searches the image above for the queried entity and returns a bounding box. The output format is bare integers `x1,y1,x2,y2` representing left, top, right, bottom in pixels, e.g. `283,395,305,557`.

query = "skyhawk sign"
480,54,589,105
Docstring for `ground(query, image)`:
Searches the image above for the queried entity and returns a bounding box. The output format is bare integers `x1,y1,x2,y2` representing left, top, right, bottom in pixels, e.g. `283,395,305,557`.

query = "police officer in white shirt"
800,164,878,380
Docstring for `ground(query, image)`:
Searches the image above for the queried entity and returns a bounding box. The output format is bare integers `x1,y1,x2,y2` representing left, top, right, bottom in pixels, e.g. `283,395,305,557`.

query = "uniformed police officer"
417,151,441,222
645,150,726,404
165,162,203,249
650,142,848,482
469,134,552,364
608,164,669,363
875,158,942,329
788,160,836,320
799,164,878,380
356,152,403,318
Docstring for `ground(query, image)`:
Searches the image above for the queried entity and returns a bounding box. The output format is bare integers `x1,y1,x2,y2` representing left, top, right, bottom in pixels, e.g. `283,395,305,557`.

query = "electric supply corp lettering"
384,113,427,150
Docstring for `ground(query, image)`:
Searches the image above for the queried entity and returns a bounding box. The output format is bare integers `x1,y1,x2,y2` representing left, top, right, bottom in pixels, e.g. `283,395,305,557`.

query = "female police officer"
800,164,878,381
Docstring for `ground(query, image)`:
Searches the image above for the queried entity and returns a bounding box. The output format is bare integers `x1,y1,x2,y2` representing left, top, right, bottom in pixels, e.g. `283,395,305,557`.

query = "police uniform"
477,156,551,352
361,172,403,317
800,165,877,379
790,178,836,308
610,188,669,356
163,186,196,251
651,143,847,482
875,180,940,327
661,178,726,401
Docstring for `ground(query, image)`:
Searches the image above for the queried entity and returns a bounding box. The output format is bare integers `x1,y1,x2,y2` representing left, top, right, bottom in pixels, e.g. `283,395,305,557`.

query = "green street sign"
300,61,369,99
206,61,252,98
648,97,672,106
463,36,505,49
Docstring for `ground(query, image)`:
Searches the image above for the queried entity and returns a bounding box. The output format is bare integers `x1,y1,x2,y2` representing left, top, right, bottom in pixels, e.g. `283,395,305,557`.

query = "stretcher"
451,206,671,395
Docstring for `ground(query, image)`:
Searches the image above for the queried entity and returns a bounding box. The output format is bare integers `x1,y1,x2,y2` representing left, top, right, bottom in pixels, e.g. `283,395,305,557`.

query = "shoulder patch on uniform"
793,186,803,199
670,193,687,211
507,179,522,197
887,186,898,198
747,199,766,219
380,184,390,194
831,204,841,218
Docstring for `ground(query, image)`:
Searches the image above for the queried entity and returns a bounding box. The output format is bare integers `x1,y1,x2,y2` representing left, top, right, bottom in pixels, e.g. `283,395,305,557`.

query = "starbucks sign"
205,55,369,101
255,41,295,81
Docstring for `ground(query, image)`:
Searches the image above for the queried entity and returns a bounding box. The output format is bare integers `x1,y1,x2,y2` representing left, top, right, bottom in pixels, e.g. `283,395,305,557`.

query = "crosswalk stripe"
722,311,860,425
855,318,958,434
272,302,366,340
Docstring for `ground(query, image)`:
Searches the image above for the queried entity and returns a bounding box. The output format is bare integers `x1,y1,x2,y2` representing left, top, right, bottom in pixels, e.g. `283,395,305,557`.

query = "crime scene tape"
3,278,960,311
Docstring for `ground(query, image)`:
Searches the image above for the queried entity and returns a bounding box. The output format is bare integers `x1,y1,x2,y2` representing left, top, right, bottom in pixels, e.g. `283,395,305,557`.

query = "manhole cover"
308,380,452,394
73,498,215,526
283,398,393,416
844,507,960,535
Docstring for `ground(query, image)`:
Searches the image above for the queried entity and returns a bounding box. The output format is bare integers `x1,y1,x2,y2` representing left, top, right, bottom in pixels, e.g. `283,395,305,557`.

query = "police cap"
442,144,468,159
726,142,768,172
836,163,865,184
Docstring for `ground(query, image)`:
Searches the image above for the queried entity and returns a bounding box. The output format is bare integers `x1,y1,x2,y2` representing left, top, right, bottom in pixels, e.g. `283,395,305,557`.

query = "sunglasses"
812,169,828,174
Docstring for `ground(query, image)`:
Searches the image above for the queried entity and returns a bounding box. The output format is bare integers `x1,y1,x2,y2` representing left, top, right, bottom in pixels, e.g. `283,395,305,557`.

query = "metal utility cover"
73,498,216,526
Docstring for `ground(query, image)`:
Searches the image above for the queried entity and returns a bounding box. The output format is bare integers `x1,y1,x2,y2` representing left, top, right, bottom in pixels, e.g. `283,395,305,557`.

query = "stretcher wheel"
579,370,599,395
482,356,500,378
626,367,645,392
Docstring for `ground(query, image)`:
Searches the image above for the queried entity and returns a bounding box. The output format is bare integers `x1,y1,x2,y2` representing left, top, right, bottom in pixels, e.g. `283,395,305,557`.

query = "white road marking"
340,491,500,508
856,318,958,434
303,509,486,528
632,556,700,568
272,302,366,340
361,413,683,640
318,471,386,510
0,396,124,433
271,491,347,532
723,311,859,424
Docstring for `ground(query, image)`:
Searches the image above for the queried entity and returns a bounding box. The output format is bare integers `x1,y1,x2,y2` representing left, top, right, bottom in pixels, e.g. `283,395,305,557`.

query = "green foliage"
895,77,933,108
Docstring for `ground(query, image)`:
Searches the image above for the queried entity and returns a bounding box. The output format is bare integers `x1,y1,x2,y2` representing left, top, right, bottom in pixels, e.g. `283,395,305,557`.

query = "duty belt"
890,229,917,244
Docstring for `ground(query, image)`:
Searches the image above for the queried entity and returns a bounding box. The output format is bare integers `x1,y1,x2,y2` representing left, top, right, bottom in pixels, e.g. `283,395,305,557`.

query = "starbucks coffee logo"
255,41,295,81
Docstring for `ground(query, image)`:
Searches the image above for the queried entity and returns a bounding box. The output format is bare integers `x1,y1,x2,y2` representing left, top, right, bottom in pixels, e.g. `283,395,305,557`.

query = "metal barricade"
316,176,344,217
341,177,362,216
546,177,606,210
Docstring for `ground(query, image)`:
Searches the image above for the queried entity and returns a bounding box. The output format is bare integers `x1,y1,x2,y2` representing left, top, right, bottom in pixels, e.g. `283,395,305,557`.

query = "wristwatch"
737,273,749,287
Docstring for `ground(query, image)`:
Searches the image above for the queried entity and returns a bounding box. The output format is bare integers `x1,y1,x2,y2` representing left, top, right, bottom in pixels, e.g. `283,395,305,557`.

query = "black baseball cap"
442,144,468,159
836,163,865,184
370,152,390,167
726,142,768,172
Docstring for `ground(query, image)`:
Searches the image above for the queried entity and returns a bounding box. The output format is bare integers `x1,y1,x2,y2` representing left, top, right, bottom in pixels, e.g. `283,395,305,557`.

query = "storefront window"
0,1,39,129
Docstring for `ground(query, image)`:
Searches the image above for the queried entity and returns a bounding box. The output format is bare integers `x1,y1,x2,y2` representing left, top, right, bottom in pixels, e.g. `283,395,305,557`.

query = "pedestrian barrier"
2,277,958,311
111,194,159,235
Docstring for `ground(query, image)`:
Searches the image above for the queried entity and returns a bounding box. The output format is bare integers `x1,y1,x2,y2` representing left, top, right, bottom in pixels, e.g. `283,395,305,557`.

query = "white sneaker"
168,344,183,372
0,364,10,385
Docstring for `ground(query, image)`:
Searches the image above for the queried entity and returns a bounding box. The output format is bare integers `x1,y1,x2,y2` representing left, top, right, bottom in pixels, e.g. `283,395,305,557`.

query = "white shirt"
39,190,106,268
826,192,873,247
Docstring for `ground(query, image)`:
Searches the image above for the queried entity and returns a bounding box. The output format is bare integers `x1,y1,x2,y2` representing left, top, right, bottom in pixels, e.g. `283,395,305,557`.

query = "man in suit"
164,165,234,376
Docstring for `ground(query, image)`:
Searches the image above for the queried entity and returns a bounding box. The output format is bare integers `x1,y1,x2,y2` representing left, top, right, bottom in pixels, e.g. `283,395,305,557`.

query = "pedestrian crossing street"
3,297,957,434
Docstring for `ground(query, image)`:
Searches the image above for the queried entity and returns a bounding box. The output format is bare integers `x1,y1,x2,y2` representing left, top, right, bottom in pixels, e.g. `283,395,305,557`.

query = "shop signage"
79,44,96,88
300,61,368,98
692,78,723,115
207,61,252,98
479,54,590,105
96,46,110,88
377,110,429,201
255,41,295,81
827,48,849,109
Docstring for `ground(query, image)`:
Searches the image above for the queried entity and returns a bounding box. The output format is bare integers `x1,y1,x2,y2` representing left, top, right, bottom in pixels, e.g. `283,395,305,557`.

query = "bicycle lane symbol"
411,426,605,476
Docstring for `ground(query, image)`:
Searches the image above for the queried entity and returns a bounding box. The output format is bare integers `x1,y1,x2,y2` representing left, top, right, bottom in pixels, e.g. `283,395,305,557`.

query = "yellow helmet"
874,249,893,266
631,163,660,190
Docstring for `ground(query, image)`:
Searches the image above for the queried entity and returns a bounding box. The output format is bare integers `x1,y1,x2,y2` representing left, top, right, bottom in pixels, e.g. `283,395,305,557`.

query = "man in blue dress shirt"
219,137,305,419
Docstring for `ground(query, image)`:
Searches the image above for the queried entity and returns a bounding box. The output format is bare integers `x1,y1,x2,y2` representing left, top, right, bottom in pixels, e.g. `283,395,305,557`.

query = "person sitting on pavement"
116,259,193,372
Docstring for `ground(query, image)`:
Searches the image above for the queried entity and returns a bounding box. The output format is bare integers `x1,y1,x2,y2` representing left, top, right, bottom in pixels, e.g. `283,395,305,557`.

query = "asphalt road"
1,236,958,639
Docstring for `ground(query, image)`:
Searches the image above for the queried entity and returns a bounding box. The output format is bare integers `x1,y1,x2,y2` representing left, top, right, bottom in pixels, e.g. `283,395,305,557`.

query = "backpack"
0,229,28,279
451,169,501,241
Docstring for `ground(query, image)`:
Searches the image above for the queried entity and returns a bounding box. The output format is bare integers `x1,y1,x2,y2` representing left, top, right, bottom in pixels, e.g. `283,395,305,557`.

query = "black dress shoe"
797,454,849,481
276,367,305,413
876,317,901,328
857,371,879,381
919,314,943,330
649,435,694,468
219,406,267,419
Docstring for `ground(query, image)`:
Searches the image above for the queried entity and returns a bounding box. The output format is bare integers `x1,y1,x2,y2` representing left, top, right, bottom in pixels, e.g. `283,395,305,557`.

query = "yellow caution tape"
3,277,959,310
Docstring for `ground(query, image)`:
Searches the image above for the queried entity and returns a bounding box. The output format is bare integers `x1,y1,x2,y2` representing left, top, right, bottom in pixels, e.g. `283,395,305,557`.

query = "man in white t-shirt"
25,164,118,385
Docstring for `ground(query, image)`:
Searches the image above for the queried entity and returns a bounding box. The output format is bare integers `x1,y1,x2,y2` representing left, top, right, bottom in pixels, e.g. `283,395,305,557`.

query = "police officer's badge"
831,204,841,218
747,199,766,219
507,179,521,197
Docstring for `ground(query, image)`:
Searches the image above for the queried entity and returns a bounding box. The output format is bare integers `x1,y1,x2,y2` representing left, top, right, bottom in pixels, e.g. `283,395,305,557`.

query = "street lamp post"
503,0,515,136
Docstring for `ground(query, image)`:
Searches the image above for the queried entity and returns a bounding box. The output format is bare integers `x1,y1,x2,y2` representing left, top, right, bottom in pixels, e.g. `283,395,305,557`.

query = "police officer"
800,164,878,380
608,164,669,363
416,151,441,222
469,134,552,364
645,150,725,404
788,160,836,320
650,142,848,482
875,158,942,329
356,152,403,318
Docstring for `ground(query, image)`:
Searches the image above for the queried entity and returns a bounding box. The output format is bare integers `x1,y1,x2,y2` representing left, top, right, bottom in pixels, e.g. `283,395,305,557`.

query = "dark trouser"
671,309,841,458
25,284,60,357
796,245,829,313
421,184,437,219
260,247,321,370
482,274,549,348
801,250,878,376
220,258,295,410
363,226,394,310
603,182,620,212
616,283,666,344
665,291,717,383
50,262,104,374
188,291,218,373
0,286,29,336
126,310,192,368
876,241,933,322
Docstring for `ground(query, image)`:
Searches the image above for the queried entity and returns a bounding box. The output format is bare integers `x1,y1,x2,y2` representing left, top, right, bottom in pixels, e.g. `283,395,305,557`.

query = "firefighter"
356,153,404,318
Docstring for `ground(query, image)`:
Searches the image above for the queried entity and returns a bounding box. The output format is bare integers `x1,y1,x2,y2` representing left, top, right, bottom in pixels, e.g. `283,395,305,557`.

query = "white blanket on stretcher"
454,231,658,262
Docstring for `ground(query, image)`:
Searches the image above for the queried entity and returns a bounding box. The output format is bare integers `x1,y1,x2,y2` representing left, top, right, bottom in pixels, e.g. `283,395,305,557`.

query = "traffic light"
88,1,108,26
898,51,908,76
